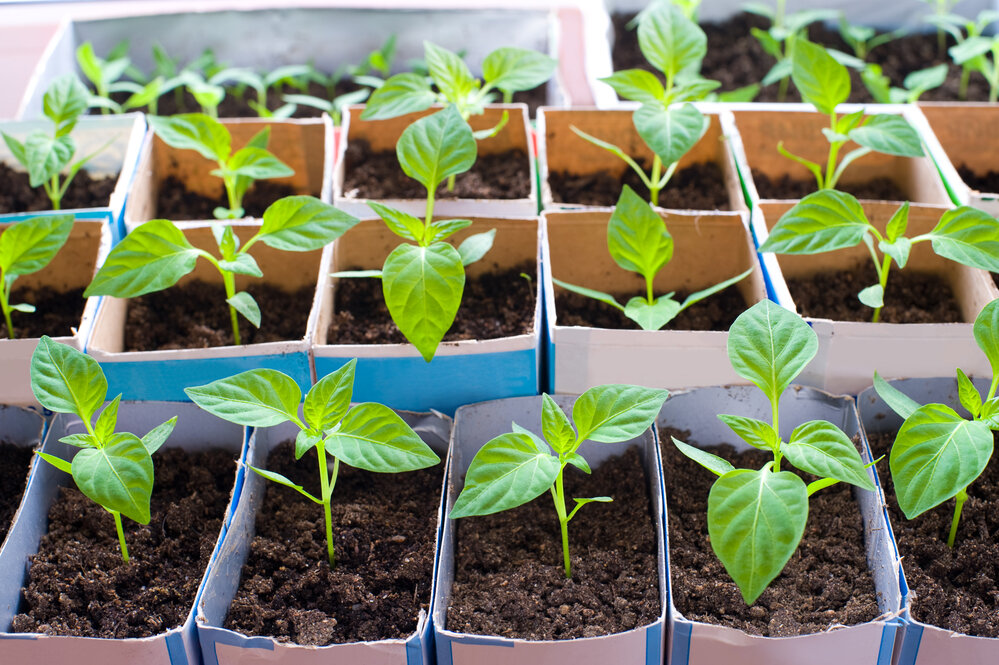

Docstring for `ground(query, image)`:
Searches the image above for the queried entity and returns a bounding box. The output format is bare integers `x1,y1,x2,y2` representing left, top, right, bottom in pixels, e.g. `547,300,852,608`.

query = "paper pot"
0,406,47,554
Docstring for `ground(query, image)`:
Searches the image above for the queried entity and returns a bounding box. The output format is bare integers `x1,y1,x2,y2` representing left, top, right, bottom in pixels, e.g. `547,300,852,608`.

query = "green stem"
445,173,456,193
1,268,13,339
315,442,338,568
423,188,436,243
777,71,789,103
947,487,969,548
551,468,571,578
771,400,782,470
113,510,130,562
871,254,892,323
824,114,841,190
649,155,662,206
49,175,62,210
222,269,241,346
223,172,240,216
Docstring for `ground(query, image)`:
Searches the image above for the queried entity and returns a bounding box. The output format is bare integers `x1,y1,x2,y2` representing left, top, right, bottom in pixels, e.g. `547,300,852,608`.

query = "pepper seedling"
185,361,439,568
2,75,113,211
672,299,876,604
553,185,753,330
146,114,293,219
451,385,669,578
759,189,999,322
861,63,948,104
929,10,999,100
76,41,162,115
30,335,177,562
948,11,999,103
210,64,316,119
84,195,359,345
873,297,999,547
780,40,924,191
332,106,497,362
0,214,74,339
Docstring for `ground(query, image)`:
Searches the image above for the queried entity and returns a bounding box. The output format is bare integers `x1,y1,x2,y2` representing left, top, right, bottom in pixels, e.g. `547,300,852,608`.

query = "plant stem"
823,113,841,190
0,270,14,339
551,468,571,578
446,174,456,193
113,510,130,562
649,155,662,207
424,187,436,241
960,66,970,101
223,173,240,217
315,442,338,568
771,400,782,470
871,254,892,323
222,270,241,345
947,487,969,548
50,175,62,210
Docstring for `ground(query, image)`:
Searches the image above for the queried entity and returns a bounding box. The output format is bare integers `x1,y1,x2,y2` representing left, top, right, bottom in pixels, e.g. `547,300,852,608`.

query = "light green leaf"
247,464,320,503
599,69,665,103
542,393,576,454
59,433,96,448
677,268,754,312
84,220,199,298
94,393,121,444
38,450,73,474
886,202,909,242
633,102,708,166
566,452,591,475
717,414,778,451
10,303,35,313
257,195,359,251
982,398,999,429
637,3,706,80
0,214,73,277
607,185,673,279
760,190,870,255
482,47,556,93
24,133,74,187
295,429,323,460
425,218,473,243
73,432,153,524
360,73,436,120
573,384,669,443
397,106,476,194
858,284,884,308
43,75,88,135
873,371,921,420
784,420,874,490
904,64,948,94
848,114,924,158
304,358,355,433
30,335,107,422
457,229,495,266
950,36,994,65
624,295,681,331
552,278,625,313
225,146,294,180
957,368,983,418
218,253,262,278
76,42,104,89
227,291,260,328
324,402,439,472
185,368,302,427
672,437,735,476
792,40,850,115
880,237,911,269
926,207,999,272
424,42,476,103
148,113,231,162
2,133,26,167
369,201,423,243
974,299,999,377
141,417,177,455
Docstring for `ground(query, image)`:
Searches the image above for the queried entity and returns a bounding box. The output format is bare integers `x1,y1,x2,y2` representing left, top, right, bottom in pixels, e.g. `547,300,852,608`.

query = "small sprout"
921,0,964,57
928,10,999,100
759,190,999,322
861,63,948,104
30,335,177,562
76,41,162,115
85,196,359,345
146,115,293,219
947,12,999,103
673,300,876,604
451,385,669,578
185,361,439,567
554,186,752,331
838,18,900,61
874,297,999,547
211,64,315,118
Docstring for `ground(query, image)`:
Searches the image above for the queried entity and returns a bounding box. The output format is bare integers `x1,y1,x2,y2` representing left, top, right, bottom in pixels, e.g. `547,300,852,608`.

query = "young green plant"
672,299,876,604
84,195,359,345
211,64,315,118
553,185,753,330
861,63,948,104
930,10,999,100
837,18,899,61
873,297,999,547
0,214,74,339
948,12,999,103
185,361,439,567
2,75,113,211
332,106,497,362
76,41,162,114
759,189,999,322
781,40,924,191
30,335,177,562
146,114,293,219
451,385,669,578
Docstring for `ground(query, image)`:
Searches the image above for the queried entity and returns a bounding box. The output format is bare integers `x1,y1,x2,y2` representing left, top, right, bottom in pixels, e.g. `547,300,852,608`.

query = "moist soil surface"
660,429,880,636
328,264,535,344
125,280,314,351
549,161,730,209
155,175,300,220
447,447,660,639
0,163,117,214
0,286,86,339
869,430,999,637
11,448,236,638
342,139,530,200
0,442,34,544
957,164,999,195
752,171,909,201
224,440,441,645
786,262,962,323
555,285,746,331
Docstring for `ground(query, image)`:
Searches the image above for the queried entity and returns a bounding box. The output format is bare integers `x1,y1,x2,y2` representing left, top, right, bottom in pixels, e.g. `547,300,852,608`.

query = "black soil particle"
549,161,730,210
0,163,117,214
0,286,86,339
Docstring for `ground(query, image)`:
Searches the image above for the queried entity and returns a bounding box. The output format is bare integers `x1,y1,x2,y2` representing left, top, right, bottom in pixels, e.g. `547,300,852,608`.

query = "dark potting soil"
957,164,999,195
155,175,299,220
342,139,530,200
0,163,117,214
786,262,962,323
447,447,660,639
0,286,86,339
328,264,535,344
660,429,880,636
0,442,34,544
554,285,746,332
224,440,441,645
125,280,314,351
869,430,999,637
549,161,730,210
10,447,236,638
752,170,909,201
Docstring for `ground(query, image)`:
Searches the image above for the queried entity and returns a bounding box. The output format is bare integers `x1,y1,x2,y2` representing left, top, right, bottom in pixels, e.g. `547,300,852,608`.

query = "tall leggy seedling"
0,214,73,339
451,385,669,578
185,361,439,567
30,336,177,562
672,300,876,604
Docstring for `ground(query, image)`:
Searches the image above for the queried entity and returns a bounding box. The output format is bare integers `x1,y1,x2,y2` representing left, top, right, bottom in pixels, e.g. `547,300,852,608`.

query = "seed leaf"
226,291,260,328
572,384,669,443
926,207,999,272
184,368,302,427
31,335,107,423
72,432,153,524
783,420,875,490
84,220,199,298
673,437,736,476
858,284,884,308
873,371,922,420
396,106,476,194
624,295,681,331
324,402,439,472
760,190,870,254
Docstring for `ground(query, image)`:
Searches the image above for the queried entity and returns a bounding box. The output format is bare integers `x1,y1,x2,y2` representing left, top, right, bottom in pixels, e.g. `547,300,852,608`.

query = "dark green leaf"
324,402,439,472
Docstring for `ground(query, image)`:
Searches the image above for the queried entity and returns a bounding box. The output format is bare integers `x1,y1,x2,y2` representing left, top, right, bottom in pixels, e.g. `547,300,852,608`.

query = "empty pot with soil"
0,406,46,555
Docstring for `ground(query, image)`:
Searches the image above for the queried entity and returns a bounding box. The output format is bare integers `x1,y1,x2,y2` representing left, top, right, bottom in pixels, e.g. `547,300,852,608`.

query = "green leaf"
43,75,88,135
482,47,556,93
886,201,909,242
59,433,96,448
457,229,495,266
624,295,681,331
84,220,199,298
147,113,231,162
360,73,436,120
225,146,294,180
10,303,35,313
599,69,665,103
542,393,576,454
73,432,153,524
607,185,673,279
880,238,911,269
295,429,322,460
982,398,999,429
677,268,754,312
565,452,591,474
633,102,708,166
957,368,983,418
950,36,994,65
396,106,476,194
974,299,999,377
247,464,320,503
141,417,177,455
637,3,706,80
873,371,922,420
382,242,464,363
94,394,121,444
760,190,870,255
2,133,26,167
0,214,73,277
76,42,103,88
30,335,107,422
572,384,669,443
926,207,999,272
848,114,924,157
38,450,73,474
227,291,260,328
184,368,302,427
708,468,809,604
218,253,262,278
424,42,476,103
904,64,948,94
304,359,355,433
24,133,74,187
857,283,884,309
783,420,875,490
369,201,423,243
450,431,561,518
717,414,778,451
792,40,850,115
890,403,993,518
324,402,439,472
425,218,473,243
672,437,735,476
552,278,625,312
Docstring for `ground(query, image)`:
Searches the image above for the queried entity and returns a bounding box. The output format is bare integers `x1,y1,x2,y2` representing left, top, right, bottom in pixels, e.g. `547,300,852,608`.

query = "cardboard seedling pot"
857,377,998,665
536,106,748,212
123,116,333,232
0,401,245,665
0,218,110,406
755,199,999,394
334,104,537,219
433,394,667,665
0,114,145,243
195,410,452,665
0,406,47,554
657,385,903,665
542,207,767,393
86,221,323,401
313,217,541,415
